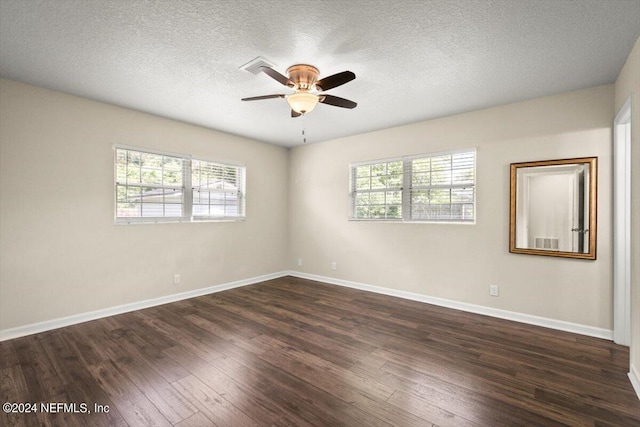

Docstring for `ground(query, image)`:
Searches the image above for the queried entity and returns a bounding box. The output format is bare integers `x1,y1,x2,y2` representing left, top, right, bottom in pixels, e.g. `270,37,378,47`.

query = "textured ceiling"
1,0,639,148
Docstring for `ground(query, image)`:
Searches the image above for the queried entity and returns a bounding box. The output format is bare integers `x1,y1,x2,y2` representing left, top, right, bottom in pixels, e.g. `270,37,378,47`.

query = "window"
115,148,185,221
350,149,475,223
115,146,245,224
351,159,403,219
191,159,245,221
408,150,475,222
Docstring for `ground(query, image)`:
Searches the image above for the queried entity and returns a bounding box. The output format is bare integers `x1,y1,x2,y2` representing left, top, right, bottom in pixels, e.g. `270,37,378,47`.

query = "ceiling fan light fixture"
287,92,319,114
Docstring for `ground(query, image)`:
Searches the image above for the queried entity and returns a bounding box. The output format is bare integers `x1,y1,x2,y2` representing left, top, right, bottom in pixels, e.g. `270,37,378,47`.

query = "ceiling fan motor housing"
287,64,319,90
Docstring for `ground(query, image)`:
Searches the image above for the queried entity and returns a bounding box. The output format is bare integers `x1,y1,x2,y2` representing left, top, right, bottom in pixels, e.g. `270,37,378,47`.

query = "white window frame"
349,148,476,224
114,145,246,224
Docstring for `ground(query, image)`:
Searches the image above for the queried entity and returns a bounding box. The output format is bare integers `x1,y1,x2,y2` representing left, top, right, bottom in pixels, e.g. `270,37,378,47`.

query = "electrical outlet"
331,262,337,271
297,258,303,266
490,285,499,297
173,274,181,285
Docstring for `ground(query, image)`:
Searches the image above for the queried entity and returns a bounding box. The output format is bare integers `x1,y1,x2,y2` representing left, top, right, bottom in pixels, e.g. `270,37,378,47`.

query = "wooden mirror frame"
509,157,597,260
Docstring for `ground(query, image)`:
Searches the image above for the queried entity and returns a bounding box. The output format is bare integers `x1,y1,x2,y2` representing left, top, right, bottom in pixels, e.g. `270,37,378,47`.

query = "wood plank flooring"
1,276,639,426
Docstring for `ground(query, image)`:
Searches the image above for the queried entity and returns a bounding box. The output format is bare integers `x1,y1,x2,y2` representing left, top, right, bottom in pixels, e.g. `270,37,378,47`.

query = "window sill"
348,218,476,225
115,217,245,225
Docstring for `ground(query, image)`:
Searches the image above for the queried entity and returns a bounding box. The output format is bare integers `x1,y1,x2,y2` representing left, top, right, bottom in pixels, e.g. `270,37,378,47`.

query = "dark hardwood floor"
1,276,639,426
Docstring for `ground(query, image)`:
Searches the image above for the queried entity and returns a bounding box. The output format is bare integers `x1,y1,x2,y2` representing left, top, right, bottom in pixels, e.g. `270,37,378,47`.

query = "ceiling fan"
242,64,357,117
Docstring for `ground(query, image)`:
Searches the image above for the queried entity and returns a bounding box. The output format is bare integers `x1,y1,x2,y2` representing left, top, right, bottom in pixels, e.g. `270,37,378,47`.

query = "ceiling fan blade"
241,94,285,101
319,94,357,109
291,110,302,118
260,67,294,87
315,71,355,91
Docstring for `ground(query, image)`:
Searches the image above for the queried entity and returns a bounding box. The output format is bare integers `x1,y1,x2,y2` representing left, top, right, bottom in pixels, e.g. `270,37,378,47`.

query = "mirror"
509,157,597,260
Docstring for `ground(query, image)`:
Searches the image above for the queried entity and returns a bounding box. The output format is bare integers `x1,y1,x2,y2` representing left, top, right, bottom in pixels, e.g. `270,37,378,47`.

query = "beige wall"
615,37,640,383
0,78,289,330
289,85,614,330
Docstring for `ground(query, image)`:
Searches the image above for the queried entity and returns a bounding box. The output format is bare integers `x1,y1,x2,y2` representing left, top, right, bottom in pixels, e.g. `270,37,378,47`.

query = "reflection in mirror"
509,157,597,260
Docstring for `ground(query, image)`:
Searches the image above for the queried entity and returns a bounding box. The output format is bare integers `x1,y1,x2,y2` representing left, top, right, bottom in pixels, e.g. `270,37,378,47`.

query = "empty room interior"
1,1,640,426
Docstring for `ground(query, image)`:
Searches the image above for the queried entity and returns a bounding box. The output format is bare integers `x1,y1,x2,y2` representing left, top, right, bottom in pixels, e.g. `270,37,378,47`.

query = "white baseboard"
287,271,614,340
1,270,615,343
630,365,640,401
0,271,289,342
